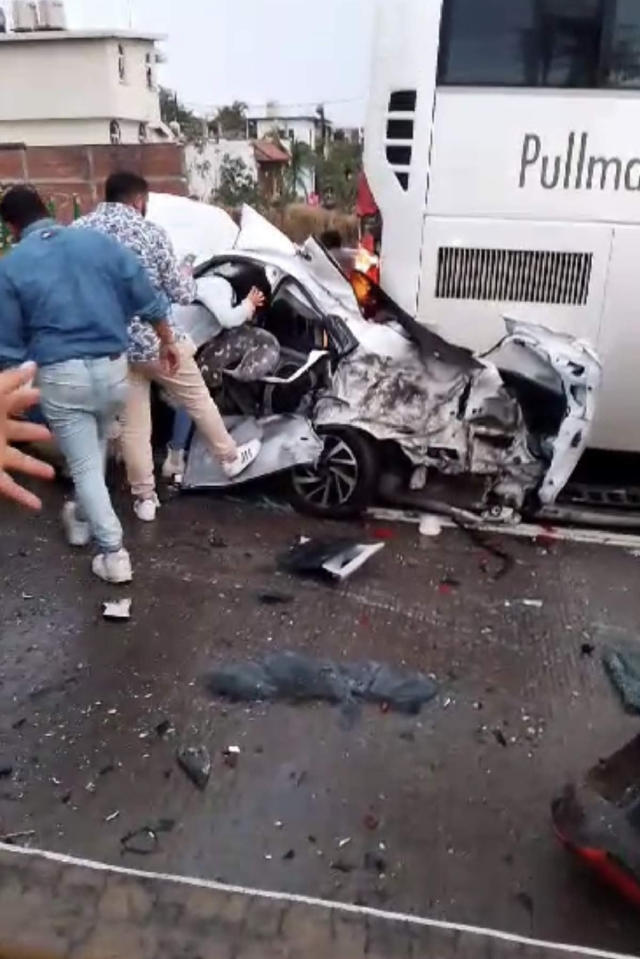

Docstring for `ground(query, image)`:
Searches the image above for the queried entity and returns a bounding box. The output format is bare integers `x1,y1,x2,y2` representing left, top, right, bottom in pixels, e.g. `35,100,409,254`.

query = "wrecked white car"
151,200,601,521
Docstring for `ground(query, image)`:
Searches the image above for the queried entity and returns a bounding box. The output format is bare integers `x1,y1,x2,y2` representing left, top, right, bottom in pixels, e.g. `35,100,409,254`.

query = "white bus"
363,0,640,453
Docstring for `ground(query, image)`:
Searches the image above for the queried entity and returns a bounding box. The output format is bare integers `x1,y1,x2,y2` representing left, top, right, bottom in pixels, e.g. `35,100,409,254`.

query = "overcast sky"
62,0,374,125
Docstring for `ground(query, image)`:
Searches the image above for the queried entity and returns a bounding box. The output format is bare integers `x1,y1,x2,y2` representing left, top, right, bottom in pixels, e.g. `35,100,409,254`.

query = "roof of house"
253,140,291,165
0,29,163,43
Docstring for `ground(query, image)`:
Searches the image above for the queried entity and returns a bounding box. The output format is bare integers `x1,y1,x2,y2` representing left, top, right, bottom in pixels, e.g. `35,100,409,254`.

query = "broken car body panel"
158,199,601,513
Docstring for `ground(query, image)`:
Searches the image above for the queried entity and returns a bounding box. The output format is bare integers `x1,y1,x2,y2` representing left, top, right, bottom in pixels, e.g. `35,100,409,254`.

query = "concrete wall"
0,142,187,221
0,36,160,135
186,140,257,202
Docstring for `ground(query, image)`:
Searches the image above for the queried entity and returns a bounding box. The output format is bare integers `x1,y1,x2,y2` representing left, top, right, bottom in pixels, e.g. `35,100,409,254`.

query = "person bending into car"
0,186,177,583
163,264,281,479
75,171,261,523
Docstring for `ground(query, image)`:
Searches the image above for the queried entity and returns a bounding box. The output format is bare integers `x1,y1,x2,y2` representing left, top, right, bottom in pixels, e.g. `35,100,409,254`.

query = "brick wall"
0,143,188,221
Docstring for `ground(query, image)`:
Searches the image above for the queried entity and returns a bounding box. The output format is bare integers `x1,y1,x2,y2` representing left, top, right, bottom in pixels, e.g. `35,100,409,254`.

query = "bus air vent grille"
435,247,592,305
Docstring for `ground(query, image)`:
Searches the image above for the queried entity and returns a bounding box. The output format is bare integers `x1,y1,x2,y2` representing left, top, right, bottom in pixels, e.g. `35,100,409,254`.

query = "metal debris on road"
177,745,212,790
278,538,385,583
102,598,132,622
206,650,439,718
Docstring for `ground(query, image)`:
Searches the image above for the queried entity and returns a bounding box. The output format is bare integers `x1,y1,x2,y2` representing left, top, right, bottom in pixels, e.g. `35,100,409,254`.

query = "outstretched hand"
0,363,55,511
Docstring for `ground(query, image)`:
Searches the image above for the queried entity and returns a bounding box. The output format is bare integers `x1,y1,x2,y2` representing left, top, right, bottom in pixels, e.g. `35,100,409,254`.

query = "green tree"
214,155,260,208
284,141,316,201
315,138,363,210
215,101,249,140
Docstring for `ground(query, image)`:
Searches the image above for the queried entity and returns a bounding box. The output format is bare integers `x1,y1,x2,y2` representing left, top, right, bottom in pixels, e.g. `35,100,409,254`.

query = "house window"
110,120,122,145
145,52,155,91
138,122,148,143
118,43,127,83
438,0,605,88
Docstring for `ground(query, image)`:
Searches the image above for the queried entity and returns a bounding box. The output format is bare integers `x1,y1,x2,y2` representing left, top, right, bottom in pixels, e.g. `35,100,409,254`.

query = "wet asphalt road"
1,483,640,955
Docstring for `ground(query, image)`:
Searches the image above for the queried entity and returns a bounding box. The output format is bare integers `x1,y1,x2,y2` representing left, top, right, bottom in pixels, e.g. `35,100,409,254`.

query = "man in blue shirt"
0,185,178,584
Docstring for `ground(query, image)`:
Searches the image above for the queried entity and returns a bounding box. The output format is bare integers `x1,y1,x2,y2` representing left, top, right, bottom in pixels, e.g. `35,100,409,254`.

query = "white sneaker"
221,439,262,479
92,549,133,584
133,494,160,523
161,448,186,480
62,502,91,548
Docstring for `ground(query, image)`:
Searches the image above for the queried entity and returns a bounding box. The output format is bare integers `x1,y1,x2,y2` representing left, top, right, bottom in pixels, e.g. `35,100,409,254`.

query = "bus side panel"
592,228,640,453
364,0,443,317
415,216,640,451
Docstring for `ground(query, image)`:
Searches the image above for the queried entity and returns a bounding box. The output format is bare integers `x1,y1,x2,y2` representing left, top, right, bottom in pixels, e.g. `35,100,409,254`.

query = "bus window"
438,0,605,88
606,0,640,87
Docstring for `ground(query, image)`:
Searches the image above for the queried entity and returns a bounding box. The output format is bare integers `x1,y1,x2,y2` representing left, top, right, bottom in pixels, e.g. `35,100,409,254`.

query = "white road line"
0,842,634,959
369,508,640,550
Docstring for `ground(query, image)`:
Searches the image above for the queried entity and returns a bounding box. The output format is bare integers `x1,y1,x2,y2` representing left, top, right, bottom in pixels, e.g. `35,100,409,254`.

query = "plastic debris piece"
364,852,387,874
419,515,442,538
155,719,173,738
105,811,120,823
177,746,211,790
223,746,240,768
581,643,596,658
521,599,543,609
283,849,295,861
493,729,508,748
603,647,640,713
0,763,13,779
338,838,352,849
206,651,438,719
102,598,132,622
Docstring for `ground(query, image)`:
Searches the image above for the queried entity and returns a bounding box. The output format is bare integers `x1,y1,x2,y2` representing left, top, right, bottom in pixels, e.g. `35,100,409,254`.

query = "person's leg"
198,330,249,391
38,360,126,563
151,341,239,463
162,407,193,479
120,365,157,512
227,328,281,382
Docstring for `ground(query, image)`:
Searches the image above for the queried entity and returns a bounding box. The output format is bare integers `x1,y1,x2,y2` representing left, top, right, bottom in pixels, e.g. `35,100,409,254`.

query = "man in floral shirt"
75,172,260,522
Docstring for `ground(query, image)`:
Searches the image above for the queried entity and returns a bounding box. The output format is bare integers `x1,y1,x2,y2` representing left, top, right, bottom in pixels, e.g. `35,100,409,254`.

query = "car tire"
287,427,380,520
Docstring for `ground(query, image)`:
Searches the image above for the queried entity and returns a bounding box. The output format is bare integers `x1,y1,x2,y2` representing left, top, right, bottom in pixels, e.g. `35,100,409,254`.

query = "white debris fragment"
105,811,120,823
338,838,352,849
521,599,543,609
102,599,132,622
419,514,442,538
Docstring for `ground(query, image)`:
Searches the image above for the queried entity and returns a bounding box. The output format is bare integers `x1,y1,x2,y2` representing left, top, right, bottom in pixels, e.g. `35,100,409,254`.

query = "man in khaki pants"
75,172,260,522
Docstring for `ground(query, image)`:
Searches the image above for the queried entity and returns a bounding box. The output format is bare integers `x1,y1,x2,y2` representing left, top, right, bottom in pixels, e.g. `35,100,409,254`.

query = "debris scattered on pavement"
338,837,352,849
102,598,132,622
257,592,294,606
364,852,387,874
222,745,241,768
206,650,438,718
581,643,596,658
330,859,355,874
520,599,544,609
155,719,173,738
208,532,229,549
419,515,442,538
278,538,385,582
493,729,508,748
105,811,120,823
120,819,174,856
177,745,212,790
603,647,640,713
0,763,14,779
120,827,158,855
363,813,379,831
515,891,534,917
283,849,296,861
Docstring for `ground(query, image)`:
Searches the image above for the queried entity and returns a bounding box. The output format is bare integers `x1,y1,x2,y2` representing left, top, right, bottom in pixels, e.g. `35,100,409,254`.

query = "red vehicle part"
552,735,640,907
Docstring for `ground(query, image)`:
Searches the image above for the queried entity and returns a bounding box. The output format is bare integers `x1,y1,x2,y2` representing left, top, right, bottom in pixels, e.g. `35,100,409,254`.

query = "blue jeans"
170,408,193,452
38,356,129,552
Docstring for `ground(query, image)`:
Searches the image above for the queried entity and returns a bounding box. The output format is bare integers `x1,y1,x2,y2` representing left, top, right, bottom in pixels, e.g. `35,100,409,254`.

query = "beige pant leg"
121,367,155,499
149,340,238,463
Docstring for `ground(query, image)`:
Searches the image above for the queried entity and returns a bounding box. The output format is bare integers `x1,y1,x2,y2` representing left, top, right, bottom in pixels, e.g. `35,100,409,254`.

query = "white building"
0,28,169,146
246,105,332,153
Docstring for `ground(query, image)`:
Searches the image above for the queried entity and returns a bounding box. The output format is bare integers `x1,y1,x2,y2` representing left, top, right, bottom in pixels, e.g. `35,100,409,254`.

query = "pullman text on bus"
519,132,640,192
